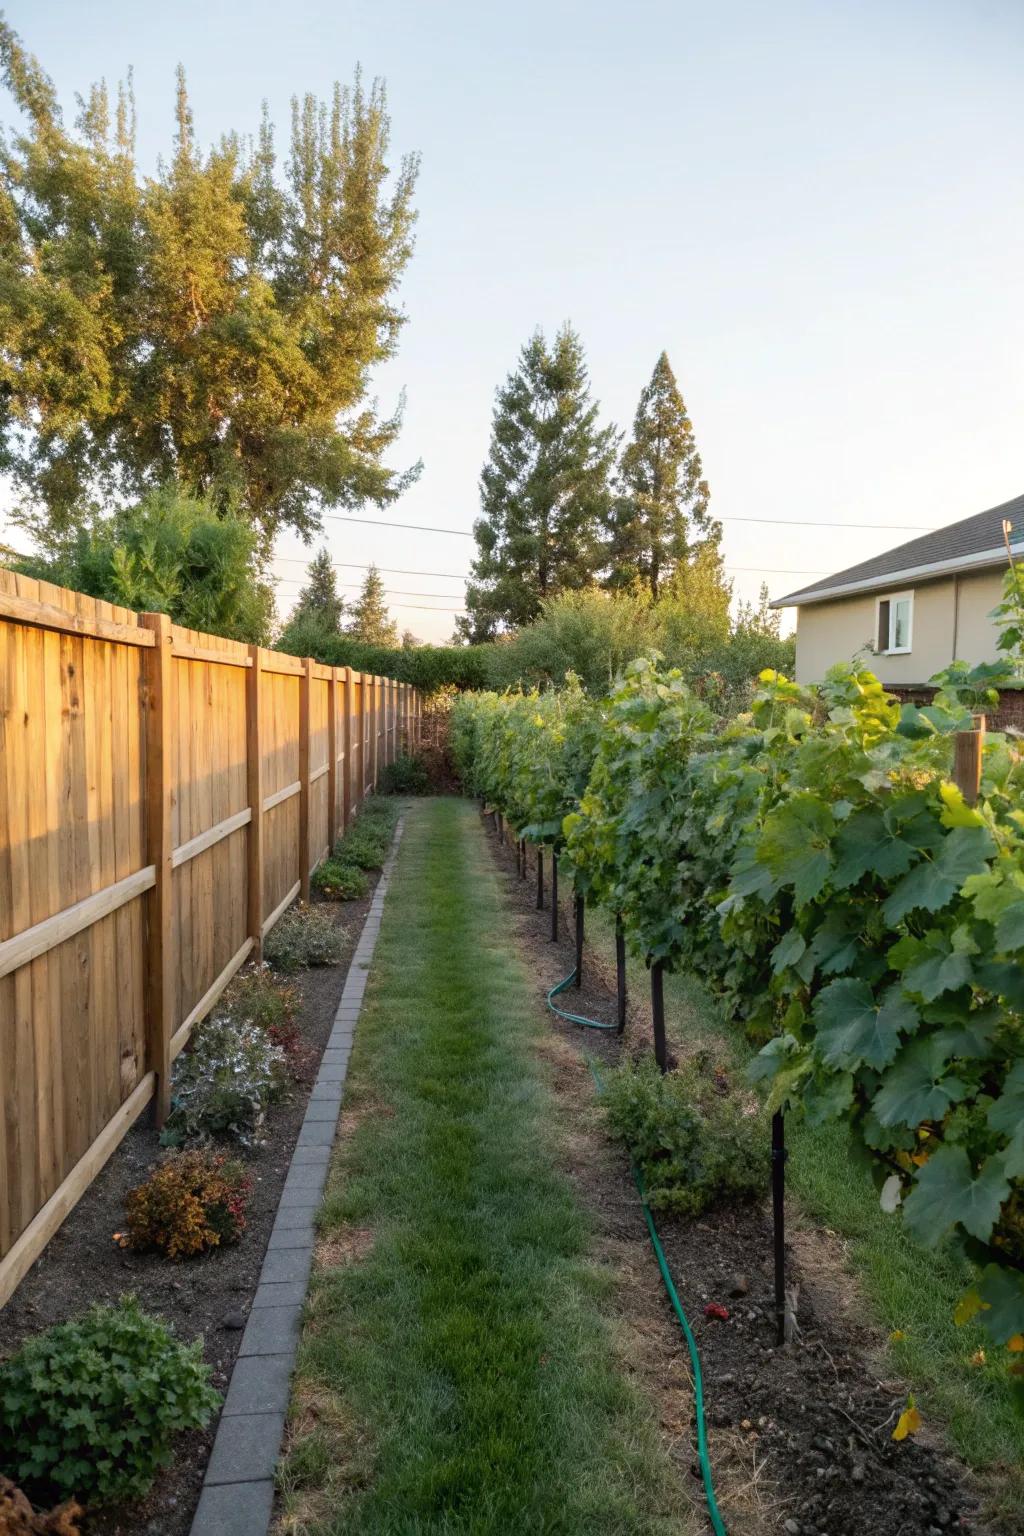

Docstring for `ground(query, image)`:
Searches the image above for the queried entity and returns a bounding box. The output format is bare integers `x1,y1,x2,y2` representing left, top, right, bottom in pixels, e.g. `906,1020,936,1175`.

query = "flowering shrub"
163,1012,285,1146
121,1150,251,1258
264,904,344,972
0,1299,218,1505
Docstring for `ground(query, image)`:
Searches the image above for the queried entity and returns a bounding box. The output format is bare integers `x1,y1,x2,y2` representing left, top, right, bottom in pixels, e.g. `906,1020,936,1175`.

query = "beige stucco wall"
792,567,1006,685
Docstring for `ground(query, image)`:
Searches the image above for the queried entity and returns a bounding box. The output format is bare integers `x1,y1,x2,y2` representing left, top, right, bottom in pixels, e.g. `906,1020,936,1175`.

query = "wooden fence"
0,570,421,1306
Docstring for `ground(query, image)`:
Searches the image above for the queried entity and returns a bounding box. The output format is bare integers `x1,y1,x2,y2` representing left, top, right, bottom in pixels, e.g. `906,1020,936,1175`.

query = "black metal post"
519,838,526,878
772,1109,788,1346
497,812,504,845
615,915,627,1033
651,960,667,1073
550,854,558,940
574,892,585,988
536,847,544,909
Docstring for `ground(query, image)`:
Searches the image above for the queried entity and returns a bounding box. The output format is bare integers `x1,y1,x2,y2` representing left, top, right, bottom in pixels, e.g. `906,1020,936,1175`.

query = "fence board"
0,572,419,1305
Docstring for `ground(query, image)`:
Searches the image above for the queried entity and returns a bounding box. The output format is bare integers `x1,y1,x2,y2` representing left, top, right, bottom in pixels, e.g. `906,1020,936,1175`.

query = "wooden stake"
953,713,986,805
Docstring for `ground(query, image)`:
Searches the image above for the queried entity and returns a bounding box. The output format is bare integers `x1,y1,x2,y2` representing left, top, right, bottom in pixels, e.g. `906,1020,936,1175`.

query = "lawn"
278,799,693,1535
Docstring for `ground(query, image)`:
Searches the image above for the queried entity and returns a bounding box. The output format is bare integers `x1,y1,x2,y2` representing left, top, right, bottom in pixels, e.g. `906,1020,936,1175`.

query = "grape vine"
452,572,1024,1387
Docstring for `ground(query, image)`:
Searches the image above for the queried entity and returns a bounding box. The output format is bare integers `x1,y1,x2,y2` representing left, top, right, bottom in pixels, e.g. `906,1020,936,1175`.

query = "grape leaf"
902,935,976,1001
938,782,986,829
803,1069,855,1126
975,960,1024,1010
771,929,806,975
987,1060,1024,1177
757,793,835,907
882,827,996,923
814,978,917,1071
747,1033,800,1085
832,809,917,889
872,1038,968,1127
903,1146,1010,1245
976,1264,1024,1346
995,901,1024,952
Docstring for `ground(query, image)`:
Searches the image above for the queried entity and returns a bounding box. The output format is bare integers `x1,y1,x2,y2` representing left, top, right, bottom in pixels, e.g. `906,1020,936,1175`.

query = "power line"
276,581,466,598
319,511,935,537
723,516,933,531
273,555,824,579
273,557,468,579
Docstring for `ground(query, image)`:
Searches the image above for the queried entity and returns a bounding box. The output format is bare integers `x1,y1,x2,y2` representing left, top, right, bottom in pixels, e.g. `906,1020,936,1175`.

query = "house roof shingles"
773,491,1024,607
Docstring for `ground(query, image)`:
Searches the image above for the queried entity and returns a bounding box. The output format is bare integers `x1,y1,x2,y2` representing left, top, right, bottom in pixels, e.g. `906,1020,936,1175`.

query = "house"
771,492,1024,689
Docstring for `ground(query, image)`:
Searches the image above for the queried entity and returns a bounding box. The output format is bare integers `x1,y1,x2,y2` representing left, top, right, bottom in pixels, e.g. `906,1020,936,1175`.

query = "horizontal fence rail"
0,569,422,1306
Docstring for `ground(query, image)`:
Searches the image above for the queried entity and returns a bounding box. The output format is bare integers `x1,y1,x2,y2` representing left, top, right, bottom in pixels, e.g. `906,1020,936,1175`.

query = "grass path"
278,799,692,1536
579,898,1024,1519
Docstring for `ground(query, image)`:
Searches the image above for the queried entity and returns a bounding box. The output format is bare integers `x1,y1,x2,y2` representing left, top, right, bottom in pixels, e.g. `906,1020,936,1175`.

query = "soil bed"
488,819,999,1536
0,883,374,1536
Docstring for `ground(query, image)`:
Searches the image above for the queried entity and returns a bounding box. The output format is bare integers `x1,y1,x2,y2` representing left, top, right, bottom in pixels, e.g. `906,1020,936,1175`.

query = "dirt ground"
0,885,374,1536
489,819,1006,1536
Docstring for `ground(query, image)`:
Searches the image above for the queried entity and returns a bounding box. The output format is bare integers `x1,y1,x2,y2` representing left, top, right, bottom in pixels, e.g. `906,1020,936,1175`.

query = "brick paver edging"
189,816,406,1536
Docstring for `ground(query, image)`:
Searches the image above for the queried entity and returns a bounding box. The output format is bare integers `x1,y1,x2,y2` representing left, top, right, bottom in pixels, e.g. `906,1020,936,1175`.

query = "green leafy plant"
332,798,398,870
600,1054,769,1214
163,1013,286,1145
313,858,369,901
264,904,345,973
120,1150,251,1259
0,1299,219,1505
453,596,1024,1380
379,752,430,795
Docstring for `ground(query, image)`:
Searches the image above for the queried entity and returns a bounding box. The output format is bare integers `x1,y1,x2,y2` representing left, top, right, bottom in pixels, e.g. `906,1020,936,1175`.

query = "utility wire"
320,511,934,537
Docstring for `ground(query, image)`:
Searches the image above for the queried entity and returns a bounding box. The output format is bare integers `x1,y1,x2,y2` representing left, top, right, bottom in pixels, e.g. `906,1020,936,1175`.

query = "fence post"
246,644,264,959
353,673,364,813
954,713,986,805
141,612,174,1127
299,656,313,900
327,667,338,853
342,667,353,831
372,676,381,787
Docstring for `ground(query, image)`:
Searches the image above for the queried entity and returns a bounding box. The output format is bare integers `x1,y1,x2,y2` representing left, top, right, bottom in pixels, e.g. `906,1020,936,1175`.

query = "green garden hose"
584,1049,728,1536
546,968,617,1030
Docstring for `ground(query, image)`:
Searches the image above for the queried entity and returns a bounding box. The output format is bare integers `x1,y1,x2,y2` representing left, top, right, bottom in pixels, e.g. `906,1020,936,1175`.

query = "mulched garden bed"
0,882,375,1536
486,817,1000,1536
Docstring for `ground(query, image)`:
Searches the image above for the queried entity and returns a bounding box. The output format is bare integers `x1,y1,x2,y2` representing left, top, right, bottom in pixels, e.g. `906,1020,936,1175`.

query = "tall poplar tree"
461,325,617,640
347,564,398,647
604,352,716,599
0,22,419,544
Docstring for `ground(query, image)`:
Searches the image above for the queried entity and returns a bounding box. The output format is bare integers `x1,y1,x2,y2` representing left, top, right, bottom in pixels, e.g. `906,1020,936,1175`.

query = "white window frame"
875,590,914,655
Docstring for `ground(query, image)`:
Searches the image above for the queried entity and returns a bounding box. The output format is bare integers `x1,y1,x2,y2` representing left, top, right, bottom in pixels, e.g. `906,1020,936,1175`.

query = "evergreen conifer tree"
604,352,716,599
348,564,399,647
461,325,617,639
277,547,345,652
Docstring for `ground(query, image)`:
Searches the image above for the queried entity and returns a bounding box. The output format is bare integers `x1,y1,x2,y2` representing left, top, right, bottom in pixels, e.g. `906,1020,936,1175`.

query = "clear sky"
4,0,1023,641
